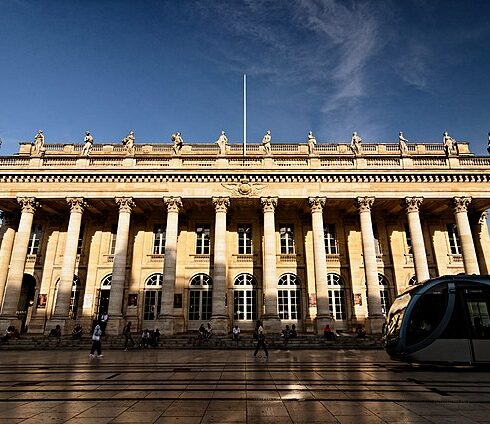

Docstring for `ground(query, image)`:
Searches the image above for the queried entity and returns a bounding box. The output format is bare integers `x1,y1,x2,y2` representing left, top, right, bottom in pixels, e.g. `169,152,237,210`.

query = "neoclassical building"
0,136,489,336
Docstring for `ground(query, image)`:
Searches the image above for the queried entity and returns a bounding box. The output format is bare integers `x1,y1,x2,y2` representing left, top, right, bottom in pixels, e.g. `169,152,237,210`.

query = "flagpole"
243,74,247,156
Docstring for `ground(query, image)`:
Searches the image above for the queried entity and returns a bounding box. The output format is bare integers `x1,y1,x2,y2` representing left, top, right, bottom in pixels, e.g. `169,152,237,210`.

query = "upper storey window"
447,223,461,255
77,225,85,255
404,223,412,254
280,224,295,254
238,224,252,255
324,224,338,254
196,225,211,254
109,224,117,255
373,224,382,256
153,224,166,254
27,225,42,255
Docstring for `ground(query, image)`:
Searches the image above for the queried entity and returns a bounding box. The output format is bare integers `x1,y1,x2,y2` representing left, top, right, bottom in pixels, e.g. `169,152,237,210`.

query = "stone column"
261,197,281,334
107,197,135,335
453,197,479,275
308,196,333,333
474,212,490,275
357,196,384,333
52,198,87,325
0,198,39,323
159,196,182,335
405,197,430,282
0,213,19,313
210,196,230,334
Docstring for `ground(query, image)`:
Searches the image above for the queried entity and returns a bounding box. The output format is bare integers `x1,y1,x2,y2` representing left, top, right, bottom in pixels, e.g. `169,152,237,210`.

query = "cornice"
1,171,489,185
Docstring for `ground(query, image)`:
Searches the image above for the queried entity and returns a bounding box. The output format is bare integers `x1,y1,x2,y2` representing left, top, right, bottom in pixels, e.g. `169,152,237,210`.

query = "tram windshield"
384,291,412,343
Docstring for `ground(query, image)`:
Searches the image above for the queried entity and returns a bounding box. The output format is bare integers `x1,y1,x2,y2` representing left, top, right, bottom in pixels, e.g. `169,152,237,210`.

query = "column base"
0,316,22,333
315,315,334,335
105,316,124,336
210,315,229,335
262,314,282,335
158,315,175,336
365,315,385,334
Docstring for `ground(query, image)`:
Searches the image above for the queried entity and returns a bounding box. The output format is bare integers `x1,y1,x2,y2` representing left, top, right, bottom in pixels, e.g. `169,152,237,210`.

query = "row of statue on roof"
31,129,487,157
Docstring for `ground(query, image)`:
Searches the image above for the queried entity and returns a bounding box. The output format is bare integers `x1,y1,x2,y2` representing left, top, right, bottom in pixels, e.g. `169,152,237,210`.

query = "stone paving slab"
0,349,490,423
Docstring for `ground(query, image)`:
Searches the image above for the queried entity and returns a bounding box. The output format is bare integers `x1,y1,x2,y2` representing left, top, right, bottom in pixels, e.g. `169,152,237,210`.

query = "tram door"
464,287,490,362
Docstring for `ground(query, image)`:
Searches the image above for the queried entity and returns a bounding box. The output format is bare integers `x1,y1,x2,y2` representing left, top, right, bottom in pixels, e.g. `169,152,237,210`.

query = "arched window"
408,275,417,286
278,273,301,320
101,274,112,290
233,273,257,320
327,273,346,320
378,274,391,316
144,273,163,321
69,276,81,320
189,274,213,321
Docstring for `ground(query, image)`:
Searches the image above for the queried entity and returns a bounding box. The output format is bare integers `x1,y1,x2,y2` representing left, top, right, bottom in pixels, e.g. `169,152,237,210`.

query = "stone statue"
350,132,362,155
443,131,458,156
398,131,409,155
171,132,184,155
122,130,135,154
307,131,317,154
81,131,94,156
32,129,46,155
216,130,228,155
487,131,490,155
262,130,272,155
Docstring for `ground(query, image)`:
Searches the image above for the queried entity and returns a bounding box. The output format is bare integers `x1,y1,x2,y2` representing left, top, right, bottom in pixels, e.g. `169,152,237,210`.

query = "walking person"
123,321,135,351
89,324,103,359
253,320,268,358
100,312,109,335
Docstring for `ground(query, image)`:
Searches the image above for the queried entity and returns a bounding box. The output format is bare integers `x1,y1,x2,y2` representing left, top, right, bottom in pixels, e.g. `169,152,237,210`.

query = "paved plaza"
0,348,490,423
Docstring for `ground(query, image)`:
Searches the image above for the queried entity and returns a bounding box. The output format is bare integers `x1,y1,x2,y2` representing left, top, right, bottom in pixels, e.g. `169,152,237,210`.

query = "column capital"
17,197,39,214
260,196,278,213
66,197,88,214
453,196,472,214
164,196,183,213
405,196,423,213
308,196,326,213
356,196,374,213
212,196,230,213
115,197,136,213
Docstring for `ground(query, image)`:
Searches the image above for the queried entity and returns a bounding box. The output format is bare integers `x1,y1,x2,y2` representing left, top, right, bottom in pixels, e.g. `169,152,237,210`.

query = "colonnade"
0,194,488,334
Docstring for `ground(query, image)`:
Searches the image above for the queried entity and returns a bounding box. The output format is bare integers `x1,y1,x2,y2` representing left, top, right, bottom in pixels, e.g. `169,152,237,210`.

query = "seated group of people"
195,323,213,344
140,328,161,348
1,325,20,342
281,324,297,345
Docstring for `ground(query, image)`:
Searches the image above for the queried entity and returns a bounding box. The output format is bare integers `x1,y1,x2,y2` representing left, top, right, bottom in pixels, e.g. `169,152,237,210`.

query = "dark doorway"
17,274,36,333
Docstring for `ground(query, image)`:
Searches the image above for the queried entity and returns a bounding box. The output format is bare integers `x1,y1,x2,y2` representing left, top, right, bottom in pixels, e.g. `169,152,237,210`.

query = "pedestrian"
205,322,213,340
253,320,268,358
100,312,109,335
123,321,135,351
232,324,240,345
89,324,103,358
282,325,291,346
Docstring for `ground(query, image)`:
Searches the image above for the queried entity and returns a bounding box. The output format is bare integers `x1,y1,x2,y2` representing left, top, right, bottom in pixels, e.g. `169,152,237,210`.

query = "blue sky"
1,0,490,155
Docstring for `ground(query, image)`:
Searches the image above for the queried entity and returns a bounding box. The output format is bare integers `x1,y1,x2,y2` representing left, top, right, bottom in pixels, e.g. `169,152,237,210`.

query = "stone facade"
0,139,489,335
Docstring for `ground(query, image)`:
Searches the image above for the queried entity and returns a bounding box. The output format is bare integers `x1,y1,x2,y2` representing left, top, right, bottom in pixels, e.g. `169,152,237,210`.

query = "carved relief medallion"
222,179,266,197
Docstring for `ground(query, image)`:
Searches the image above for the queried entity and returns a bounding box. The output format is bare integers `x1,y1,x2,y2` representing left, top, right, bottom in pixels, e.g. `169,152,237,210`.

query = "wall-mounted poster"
354,293,363,306
174,293,182,308
309,293,317,307
37,294,47,309
128,294,138,308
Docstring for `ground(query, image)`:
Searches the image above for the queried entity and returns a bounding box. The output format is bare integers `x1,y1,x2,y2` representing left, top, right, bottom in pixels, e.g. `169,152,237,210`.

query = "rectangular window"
404,223,412,254
109,224,117,255
234,290,257,320
143,290,162,320
196,225,210,254
373,224,382,256
280,224,295,254
77,225,85,255
27,225,42,255
153,224,166,254
447,223,461,255
324,224,338,254
237,224,252,254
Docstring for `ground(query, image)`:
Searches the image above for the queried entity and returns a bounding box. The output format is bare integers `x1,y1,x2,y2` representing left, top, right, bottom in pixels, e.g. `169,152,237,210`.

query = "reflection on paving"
0,349,490,423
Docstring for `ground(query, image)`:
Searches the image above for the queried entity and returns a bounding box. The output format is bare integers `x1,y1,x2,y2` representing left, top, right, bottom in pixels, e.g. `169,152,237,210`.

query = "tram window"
464,288,490,339
406,285,448,346
440,293,470,339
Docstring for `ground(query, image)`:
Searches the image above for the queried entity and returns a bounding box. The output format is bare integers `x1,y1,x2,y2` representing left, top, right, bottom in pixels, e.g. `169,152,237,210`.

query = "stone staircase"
0,332,383,351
